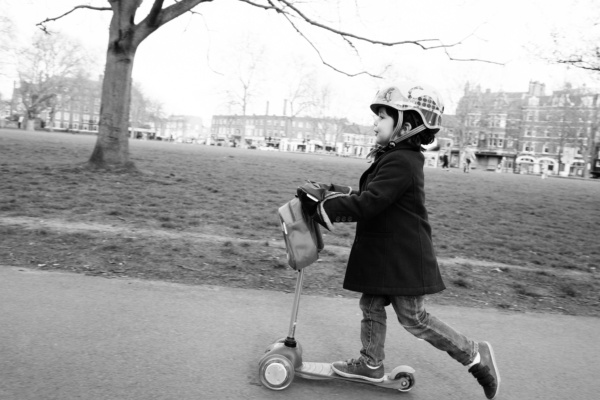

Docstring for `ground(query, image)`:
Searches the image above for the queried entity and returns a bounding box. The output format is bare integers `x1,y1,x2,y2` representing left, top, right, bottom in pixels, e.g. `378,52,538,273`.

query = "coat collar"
369,142,420,165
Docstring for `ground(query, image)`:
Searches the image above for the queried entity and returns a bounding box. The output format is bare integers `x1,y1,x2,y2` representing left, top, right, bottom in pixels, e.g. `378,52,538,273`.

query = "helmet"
370,83,444,131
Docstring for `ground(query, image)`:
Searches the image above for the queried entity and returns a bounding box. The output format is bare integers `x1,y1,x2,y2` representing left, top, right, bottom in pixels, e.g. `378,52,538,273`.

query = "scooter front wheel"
258,354,295,390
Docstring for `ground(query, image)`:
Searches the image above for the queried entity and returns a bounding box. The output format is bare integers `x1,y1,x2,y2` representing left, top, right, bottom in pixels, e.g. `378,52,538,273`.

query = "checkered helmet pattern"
370,83,444,131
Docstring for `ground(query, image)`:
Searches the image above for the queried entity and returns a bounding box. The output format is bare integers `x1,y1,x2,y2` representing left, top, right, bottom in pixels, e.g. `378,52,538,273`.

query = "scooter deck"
295,362,415,390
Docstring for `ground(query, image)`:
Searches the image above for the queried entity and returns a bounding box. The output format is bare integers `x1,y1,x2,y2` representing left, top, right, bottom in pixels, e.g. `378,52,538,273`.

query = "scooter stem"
285,268,305,347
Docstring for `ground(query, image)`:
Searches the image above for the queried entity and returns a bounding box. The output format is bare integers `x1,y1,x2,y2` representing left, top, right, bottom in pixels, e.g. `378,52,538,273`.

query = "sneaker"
469,342,501,399
331,358,384,382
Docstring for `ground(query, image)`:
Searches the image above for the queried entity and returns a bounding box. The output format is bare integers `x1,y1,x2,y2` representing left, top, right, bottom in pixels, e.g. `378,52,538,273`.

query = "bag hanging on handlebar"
278,198,324,270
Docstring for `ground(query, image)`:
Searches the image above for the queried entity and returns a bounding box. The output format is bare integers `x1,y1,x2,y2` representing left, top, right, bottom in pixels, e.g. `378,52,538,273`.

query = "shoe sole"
331,364,384,383
482,341,501,399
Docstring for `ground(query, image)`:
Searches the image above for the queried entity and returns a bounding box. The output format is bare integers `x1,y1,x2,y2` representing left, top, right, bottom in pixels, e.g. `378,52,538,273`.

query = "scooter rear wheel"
390,366,415,392
392,371,415,392
258,354,295,390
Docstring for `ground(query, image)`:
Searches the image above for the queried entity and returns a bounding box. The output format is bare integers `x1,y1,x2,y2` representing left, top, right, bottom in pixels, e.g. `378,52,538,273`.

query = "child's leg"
358,294,389,366
390,296,501,399
390,296,476,365
330,294,387,382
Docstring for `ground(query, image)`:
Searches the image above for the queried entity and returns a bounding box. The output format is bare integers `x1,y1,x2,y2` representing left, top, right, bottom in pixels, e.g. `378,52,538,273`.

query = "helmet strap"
389,120,405,142
389,125,426,147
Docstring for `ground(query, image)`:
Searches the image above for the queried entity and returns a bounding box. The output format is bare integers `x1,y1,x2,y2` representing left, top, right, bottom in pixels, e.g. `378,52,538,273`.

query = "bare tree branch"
265,0,380,78
154,0,213,26
147,0,166,26
342,36,360,57
555,59,600,71
36,5,111,33
260,0,502,74
238,0,279,11
193,8,224,76
133,0,212,47
443,48,503,65
551,44,600,71
278,0,445,50
174,0,204,16
286,14,378,77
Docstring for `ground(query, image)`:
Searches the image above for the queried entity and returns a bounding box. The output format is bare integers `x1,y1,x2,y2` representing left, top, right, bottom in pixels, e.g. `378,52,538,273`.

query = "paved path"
1,266,598,399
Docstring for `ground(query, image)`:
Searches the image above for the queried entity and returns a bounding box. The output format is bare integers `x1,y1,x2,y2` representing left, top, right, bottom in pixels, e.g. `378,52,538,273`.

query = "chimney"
283,99,287,116
265,101,269,115
528,81,545,96
528,80,535,95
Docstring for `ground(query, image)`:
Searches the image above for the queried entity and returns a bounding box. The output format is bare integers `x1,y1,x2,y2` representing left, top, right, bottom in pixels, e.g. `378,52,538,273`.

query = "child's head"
370,83,444,148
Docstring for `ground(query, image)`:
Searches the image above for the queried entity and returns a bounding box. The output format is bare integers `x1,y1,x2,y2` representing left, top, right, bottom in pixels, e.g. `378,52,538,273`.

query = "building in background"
160,115,208,143
210,114,374,155
340,123,375,157
212,112,465,162
47,77,101,133
7,76,206,143
7,75,104,132
447,81,600,176
422,115,457,168
6,75,599,177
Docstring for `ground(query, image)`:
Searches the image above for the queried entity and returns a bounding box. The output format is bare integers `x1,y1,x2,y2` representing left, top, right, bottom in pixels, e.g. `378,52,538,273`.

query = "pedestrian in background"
541,164,548,179
463,150,475,173
464,157,471,173
441,152,449,170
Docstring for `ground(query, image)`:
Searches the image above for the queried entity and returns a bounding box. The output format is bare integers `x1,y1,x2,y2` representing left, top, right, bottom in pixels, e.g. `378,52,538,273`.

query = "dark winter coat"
322,143,446,296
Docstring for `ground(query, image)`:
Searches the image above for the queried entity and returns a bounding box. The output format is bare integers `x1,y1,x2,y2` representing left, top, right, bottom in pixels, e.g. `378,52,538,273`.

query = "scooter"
258,199,416,392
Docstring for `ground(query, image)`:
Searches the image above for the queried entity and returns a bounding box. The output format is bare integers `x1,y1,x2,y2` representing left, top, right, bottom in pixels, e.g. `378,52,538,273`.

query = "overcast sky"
2,0,599,125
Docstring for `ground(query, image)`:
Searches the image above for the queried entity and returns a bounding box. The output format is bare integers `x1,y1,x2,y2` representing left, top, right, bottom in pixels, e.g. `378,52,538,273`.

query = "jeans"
359,294,477,367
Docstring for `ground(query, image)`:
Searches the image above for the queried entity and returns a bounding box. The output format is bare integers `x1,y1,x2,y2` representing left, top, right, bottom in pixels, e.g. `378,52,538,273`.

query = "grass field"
1,129,599,317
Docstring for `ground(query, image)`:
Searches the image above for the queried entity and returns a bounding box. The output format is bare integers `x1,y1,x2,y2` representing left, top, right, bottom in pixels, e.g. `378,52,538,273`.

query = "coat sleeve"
318,152,415,229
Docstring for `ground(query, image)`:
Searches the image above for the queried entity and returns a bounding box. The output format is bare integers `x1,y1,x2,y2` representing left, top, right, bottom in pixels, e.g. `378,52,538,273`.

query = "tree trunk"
48,107,55,132
89,46,136,169
84,0,222,169
25,119,35,131
88,0,143,170
584,98,600,178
